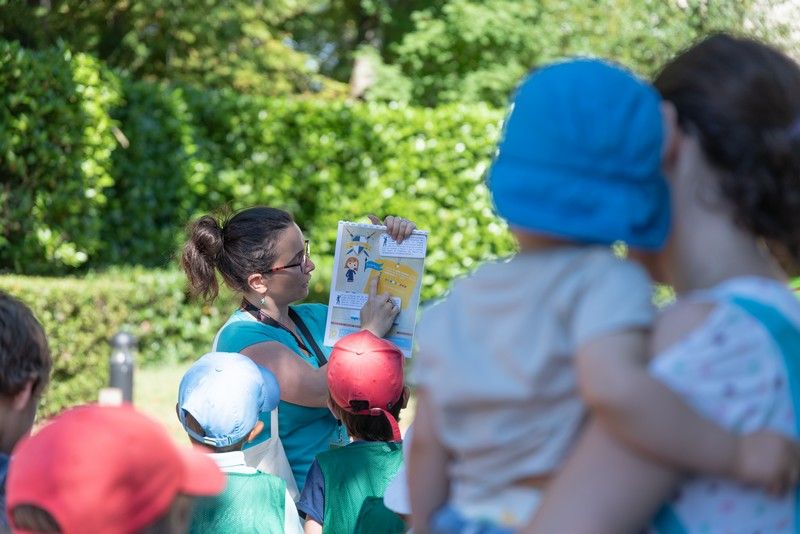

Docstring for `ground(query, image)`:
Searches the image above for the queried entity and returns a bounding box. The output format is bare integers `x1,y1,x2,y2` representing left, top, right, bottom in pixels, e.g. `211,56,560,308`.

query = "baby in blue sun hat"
177,352,303,534
410,58,684,531
489,57,670,247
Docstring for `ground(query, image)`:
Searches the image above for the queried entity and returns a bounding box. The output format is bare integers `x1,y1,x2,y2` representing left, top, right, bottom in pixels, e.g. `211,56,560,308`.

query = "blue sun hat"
178,352,281,448
488,58,670,249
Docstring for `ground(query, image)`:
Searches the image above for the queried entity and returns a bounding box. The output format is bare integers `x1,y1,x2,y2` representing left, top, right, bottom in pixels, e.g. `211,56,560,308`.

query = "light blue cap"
177,352,280,448
489,58,670,250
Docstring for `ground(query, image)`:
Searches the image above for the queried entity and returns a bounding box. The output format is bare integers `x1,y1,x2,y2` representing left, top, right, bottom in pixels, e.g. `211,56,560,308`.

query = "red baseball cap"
7,404,225,534
328,330,404,441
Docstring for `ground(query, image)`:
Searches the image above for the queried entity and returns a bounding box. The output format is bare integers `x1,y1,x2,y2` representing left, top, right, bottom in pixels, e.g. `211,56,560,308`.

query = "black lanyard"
240,301,328,367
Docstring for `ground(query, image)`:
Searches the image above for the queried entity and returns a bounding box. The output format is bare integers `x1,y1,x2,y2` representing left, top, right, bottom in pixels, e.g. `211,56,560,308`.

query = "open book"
323,221,428,357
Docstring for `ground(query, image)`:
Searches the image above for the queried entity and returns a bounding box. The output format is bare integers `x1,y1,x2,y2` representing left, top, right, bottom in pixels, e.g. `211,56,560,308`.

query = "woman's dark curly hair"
655,33,800,272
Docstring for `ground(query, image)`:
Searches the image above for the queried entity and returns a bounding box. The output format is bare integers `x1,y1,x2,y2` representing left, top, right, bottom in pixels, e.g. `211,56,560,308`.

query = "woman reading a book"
181,206,414,492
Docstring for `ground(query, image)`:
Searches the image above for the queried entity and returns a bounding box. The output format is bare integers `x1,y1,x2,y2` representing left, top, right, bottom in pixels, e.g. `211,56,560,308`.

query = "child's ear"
246,420,265,443
11,379,35,412
400,387,410,409
327,397,341,419
661,101,680,172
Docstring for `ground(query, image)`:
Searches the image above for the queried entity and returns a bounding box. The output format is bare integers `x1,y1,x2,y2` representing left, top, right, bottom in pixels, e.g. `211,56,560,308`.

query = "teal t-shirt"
213,303,339,491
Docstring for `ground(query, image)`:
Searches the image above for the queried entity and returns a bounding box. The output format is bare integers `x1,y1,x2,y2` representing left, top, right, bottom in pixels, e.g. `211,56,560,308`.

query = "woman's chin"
293,285,310,302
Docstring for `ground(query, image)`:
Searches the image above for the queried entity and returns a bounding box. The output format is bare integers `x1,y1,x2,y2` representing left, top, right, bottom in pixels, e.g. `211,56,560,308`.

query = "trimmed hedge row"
0,43,121,272
8,266,796,418
1,40,517,300
1,40,517,418
0,269,322,418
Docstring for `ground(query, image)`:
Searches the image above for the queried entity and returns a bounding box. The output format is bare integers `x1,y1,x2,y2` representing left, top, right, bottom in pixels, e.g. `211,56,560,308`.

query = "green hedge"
0,41,121,272
107,85,515,299
1,39,517,300
0,40,518,417
0,269,338,418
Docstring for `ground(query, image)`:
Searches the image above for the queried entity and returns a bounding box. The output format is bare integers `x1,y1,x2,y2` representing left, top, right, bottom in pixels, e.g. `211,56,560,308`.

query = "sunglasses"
265,240,311,273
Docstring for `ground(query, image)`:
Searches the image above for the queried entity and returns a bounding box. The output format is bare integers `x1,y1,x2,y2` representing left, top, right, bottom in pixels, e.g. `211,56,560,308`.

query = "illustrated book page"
324,221,428,356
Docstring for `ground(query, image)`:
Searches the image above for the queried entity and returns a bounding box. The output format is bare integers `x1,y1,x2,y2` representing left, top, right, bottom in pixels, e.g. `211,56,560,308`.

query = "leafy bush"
0,268,336,418
106,87,514,298
0,41,122,272
103,81,199,265
1,40,516,299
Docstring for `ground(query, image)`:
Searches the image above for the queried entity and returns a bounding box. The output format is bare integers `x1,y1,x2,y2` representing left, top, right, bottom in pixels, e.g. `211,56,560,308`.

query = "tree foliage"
1,40,513,290
281,0,427,81
2,0,794,105
393,0,762,106
283,0,795,106
0,0,345,97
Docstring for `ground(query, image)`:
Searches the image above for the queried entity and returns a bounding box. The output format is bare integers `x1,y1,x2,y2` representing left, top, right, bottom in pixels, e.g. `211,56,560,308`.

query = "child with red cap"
5,403,225,534
297,330,409,534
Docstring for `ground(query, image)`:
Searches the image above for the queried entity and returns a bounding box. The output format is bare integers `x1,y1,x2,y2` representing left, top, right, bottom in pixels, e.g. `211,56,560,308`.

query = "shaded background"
1,0,799,425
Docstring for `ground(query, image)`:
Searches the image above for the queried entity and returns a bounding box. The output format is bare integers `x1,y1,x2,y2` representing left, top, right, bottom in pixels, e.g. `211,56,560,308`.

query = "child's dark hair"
655,33,800,271
11,503,182,534
179,409,248,453
181,206,294,302
0,292,51,398
11,505,61,533
330,389,407,442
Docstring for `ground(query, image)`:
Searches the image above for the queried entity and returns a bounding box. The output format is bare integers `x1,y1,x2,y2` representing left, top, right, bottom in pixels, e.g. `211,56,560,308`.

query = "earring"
259,296,267,305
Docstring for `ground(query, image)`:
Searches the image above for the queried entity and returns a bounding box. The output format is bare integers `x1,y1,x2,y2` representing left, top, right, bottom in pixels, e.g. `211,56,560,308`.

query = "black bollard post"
109,331,136,403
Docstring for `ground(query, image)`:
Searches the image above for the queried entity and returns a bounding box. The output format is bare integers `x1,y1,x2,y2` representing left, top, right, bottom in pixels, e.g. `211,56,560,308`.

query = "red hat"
328,330,405,441
7,404,225,534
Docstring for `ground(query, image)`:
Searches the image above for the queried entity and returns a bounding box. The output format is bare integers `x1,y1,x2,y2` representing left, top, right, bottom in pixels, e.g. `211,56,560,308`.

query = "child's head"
0,292,52,455
6,404,224,534
328,330,407,442
489,58,670,252
177,352,280,452
654,33,800,274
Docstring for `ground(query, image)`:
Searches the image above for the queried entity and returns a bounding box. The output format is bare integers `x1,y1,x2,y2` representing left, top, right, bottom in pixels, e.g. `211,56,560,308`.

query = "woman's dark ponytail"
182,215,224,302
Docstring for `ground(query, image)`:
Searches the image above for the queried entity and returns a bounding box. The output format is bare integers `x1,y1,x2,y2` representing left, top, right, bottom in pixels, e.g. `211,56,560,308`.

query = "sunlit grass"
135,361,192,444
135,361,416,444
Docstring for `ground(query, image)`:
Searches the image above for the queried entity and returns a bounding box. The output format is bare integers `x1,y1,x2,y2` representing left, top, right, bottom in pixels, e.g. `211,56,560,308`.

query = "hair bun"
191,215,224,263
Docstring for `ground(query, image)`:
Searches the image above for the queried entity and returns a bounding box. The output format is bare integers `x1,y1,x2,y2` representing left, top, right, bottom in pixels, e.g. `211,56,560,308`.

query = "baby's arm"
577,301,798,488
408,389,451,534
526,304,736,534
576,309,739,476
524,419,679,534
527,300,799,533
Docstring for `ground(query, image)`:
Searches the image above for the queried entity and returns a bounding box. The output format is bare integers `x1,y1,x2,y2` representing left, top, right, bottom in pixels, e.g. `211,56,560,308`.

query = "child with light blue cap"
177,352,303,534
409,58,786,533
